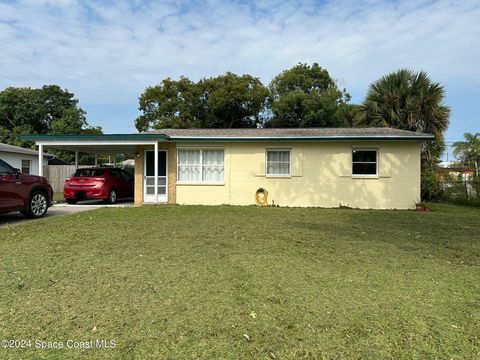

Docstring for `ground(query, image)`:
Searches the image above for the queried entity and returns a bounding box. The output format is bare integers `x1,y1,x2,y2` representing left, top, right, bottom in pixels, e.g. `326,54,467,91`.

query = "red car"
64,167,134,204
0,158,53,218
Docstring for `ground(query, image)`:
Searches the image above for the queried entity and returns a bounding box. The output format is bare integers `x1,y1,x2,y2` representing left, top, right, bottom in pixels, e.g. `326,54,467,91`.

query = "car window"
110,169,122,178
120,170,132,181
73,169,105,177
0,159,14,174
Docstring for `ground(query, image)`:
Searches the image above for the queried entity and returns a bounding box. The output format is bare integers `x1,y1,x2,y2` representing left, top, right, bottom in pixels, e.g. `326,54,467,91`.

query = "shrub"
421,168,445,201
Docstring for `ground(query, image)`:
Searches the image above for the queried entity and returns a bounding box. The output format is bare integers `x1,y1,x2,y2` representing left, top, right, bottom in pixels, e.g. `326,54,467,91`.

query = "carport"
22,134,169,204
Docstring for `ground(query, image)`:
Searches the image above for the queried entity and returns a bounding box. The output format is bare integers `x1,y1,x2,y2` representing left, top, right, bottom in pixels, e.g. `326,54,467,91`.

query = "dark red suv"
0,158,53,218
64,167,134,204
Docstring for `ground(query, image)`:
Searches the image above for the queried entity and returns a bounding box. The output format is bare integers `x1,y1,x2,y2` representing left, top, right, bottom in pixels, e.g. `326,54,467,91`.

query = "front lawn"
0,204,479,359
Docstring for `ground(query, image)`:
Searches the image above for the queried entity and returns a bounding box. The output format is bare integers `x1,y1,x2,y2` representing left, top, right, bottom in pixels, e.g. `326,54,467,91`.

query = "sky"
1,0,479,160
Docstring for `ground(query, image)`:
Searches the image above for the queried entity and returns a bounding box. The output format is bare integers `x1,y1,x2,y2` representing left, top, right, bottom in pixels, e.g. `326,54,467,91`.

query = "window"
21,160,31,174
266,149,290,176
120,170,133,182
352,149,378,176
177,149,224,183
110,169,122,179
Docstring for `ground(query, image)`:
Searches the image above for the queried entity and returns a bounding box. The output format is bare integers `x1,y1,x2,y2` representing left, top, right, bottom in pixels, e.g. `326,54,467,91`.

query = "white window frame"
21,159,31,174
351,147,379,178
176,148,225,185
266,148,291,177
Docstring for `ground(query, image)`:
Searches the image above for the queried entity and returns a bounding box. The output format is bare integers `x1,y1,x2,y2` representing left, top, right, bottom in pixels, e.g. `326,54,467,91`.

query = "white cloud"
0,0,479,131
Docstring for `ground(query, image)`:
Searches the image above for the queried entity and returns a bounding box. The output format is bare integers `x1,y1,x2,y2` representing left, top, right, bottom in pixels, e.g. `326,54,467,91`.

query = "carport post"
38,144,43,177
154,141,158,204
75,151,78,168
94,154,98,167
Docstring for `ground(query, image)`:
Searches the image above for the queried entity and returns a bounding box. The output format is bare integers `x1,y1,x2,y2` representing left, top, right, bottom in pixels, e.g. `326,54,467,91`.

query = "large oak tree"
136,73,269,131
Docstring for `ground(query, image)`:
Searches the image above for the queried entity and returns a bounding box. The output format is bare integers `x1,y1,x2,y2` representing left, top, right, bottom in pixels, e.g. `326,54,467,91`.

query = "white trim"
351,147,379,178
154,142,158,204
176,145,225,149
36,140,159,146
143,149,168,203
38,144,43,177
176,182,225,186
265,148,291,177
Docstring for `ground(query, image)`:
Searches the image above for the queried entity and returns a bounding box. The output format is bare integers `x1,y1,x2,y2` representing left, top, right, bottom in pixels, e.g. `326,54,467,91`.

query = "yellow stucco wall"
174,141,421,209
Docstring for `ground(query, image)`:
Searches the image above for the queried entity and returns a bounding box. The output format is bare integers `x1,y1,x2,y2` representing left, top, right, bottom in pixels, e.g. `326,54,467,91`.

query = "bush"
422,165,480,206
421,168,445,201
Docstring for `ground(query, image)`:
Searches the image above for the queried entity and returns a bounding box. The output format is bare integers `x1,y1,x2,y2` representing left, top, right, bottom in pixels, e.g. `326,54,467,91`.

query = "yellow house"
25,127,433,209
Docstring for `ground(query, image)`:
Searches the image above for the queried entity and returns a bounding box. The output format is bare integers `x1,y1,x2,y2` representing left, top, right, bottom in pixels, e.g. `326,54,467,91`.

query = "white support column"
154,142,158,204
75,151,79,168
38,144,43,177
94,154,98,167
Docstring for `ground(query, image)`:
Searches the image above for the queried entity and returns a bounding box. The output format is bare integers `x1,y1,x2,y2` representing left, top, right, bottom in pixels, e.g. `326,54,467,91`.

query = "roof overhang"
20,134,167,156
20,132,433,155
170,135,435,142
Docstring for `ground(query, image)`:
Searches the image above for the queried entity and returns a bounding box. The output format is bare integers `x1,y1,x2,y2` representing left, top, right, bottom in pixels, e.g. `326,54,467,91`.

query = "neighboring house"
24,127,434,209
0,143,52,176
437,166,475,181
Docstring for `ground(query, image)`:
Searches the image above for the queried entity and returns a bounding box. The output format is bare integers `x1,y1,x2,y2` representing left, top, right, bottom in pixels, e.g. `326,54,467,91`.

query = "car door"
120,170,134,197
0,159,23,211
109,169,127,198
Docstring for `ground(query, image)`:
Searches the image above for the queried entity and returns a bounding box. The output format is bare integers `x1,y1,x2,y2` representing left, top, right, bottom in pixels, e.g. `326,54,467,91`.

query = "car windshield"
0,159,14,175
73,169,105,177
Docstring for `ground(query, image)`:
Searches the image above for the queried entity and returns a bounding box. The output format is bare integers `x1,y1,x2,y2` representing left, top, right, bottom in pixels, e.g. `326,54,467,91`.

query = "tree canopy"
136,65,359,131
136,73,269,131
361,69,450,164
0,85,102,162
453,132,480,176
266,63,350,128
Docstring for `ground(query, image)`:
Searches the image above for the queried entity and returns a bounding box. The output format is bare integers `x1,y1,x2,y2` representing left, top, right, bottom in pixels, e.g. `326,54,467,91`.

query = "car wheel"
107,189,117,204
25,191,48,218
66,199,77,204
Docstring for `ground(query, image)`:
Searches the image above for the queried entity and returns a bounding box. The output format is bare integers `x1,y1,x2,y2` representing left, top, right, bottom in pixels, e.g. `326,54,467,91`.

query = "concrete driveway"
0,199,133,228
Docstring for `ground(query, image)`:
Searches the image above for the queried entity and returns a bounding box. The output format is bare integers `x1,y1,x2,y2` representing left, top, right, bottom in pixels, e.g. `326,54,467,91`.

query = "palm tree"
362,69,450,165
453,132,480,177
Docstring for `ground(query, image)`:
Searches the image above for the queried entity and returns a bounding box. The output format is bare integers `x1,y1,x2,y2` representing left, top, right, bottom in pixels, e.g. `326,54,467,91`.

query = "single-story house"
23,127,433,209
0,142,53,175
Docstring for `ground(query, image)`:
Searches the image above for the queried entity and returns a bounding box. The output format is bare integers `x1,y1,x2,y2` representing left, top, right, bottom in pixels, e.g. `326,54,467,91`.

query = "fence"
43,165,89,192
443,178,480,206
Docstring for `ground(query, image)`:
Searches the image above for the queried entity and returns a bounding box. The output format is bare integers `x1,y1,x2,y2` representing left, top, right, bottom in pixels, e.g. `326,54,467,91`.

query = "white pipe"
38,144,43,177
154,142,158,204
94,153,98,167
75,151,78,168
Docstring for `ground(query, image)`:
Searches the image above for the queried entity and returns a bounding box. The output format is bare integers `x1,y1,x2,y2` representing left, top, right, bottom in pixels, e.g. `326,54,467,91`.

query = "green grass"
0,204,479,359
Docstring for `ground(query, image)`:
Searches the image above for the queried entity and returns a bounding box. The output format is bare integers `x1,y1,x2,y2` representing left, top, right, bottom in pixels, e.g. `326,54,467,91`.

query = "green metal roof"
20,134,168,141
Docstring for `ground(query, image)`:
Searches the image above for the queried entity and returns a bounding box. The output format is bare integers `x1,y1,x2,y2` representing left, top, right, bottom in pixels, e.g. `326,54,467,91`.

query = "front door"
144,150,168,203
